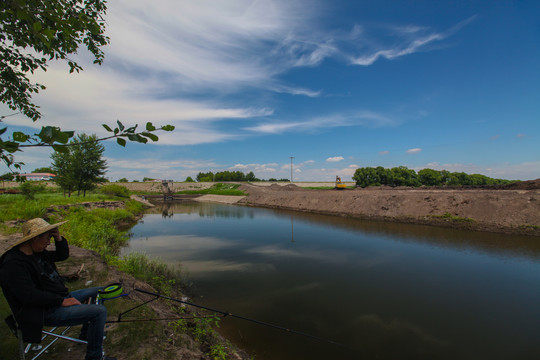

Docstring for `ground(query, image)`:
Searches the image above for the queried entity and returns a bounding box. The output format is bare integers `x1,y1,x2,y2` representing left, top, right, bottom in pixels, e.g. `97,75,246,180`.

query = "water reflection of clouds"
183,260,276,275
245,244,400,269
130,234,236,255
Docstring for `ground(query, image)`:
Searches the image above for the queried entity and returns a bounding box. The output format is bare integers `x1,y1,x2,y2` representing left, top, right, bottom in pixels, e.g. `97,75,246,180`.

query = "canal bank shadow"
270,208,540,263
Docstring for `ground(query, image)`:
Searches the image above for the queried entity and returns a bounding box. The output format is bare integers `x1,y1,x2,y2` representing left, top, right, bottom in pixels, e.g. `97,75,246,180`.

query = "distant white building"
20,173,56,181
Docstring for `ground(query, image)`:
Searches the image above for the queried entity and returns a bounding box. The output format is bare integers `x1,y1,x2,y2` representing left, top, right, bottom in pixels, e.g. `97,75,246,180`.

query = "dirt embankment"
237,180,540,236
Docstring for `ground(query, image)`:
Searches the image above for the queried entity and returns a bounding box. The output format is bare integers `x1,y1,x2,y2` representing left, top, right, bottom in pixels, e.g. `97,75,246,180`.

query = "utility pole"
290,156,294,183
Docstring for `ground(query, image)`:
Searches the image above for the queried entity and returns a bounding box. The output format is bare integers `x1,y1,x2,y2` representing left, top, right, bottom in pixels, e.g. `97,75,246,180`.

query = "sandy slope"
237,183,540,236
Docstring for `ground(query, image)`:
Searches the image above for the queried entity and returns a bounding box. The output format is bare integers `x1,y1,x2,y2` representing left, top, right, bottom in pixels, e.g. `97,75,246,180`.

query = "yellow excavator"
335,176,347,190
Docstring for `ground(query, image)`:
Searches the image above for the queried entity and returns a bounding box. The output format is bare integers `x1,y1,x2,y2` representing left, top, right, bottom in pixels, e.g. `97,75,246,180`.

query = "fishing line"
134,288,348,348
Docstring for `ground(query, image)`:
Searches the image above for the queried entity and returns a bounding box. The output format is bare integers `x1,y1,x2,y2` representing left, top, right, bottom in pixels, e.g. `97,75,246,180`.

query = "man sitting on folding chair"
0,218,116,360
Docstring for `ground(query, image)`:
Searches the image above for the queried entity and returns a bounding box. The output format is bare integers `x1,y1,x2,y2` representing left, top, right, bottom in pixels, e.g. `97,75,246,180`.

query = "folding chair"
5,313,87,360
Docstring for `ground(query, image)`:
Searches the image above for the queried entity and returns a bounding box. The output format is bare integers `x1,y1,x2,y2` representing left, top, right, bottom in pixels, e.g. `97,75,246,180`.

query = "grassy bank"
0,193,114,231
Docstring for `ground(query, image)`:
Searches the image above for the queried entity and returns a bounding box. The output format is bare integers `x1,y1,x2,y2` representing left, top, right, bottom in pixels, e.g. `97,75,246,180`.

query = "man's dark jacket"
0,239,69,343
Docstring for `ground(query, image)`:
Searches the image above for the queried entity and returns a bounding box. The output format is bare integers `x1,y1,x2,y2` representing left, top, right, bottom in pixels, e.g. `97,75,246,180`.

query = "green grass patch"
431,212,476,222
0,192,116,222
100,184,131,198
519,224,540,230
59,206,135,258
175,183,245,196
112,252,187,295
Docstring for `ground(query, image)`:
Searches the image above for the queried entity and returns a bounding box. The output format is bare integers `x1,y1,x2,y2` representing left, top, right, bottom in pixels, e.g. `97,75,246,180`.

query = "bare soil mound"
501,178,540,190
238,184,540,236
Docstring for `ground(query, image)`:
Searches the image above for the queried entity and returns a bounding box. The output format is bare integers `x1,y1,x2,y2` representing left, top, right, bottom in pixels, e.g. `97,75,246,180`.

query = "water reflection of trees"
152,201,255,219
149,202,540,262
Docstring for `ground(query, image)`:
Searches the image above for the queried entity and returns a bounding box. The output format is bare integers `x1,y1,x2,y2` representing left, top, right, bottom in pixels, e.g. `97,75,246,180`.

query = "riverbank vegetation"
353,166,517,188
0,185,245,359
0,185,184,289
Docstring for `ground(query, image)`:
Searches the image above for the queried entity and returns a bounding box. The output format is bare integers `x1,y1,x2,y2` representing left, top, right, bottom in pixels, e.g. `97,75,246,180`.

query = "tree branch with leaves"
1,0,175,171
1,120,175,170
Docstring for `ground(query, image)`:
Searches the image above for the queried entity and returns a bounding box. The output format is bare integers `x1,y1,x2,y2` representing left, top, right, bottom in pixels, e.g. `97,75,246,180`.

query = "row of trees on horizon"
3,164,518,193
352,166,516,188
195,171,289,182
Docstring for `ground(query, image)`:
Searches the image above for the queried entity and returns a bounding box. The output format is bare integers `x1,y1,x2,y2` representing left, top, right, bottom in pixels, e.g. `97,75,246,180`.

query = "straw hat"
7,218,68,251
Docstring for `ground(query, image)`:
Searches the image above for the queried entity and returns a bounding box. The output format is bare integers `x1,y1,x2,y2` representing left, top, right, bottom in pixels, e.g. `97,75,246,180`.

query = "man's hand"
49,228,62,242
61,297,81,307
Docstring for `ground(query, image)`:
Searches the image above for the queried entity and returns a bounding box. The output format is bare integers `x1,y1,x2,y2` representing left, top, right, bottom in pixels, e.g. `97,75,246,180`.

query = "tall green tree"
50,147,74,196
32,166,54,174
51,134,107,196
418,168,443,186
353,167,383,187
196,172,214,182
389,166,420,187
1,0,174,170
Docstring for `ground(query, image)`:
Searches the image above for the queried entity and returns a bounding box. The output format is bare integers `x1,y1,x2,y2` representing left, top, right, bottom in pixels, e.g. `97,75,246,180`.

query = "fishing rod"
133,288,347,348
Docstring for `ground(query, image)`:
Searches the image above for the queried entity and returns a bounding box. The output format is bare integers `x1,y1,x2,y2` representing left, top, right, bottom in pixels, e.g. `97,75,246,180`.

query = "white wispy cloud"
326,156,344,162
104,157,222,181
105,0,324,95
348,16,476,66
406,148,422,154
5,66,273,146
2,0,474,171
245,111,398,134
230,163,280,174
350,33,444,65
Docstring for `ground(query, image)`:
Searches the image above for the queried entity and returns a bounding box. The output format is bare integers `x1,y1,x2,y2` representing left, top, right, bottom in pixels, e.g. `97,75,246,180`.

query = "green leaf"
3,141,20,153
13,132,30,143
16,11,29,20
0,127,8,136
33,22,42,32
117,120,125,131
116,138,126,147
54,130,74,144
102,124,113,132
142,132,159,142
125,125,138,134
146,122,156,131
52,145,69,153
37,126,55,143
43,29,55,40
161,125,175,132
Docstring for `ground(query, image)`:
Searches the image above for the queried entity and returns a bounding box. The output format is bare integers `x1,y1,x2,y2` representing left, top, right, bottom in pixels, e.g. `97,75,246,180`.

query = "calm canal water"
124,201,540,360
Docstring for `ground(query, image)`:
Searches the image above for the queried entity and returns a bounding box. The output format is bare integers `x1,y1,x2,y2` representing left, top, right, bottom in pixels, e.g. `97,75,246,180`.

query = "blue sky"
2,0,539,181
